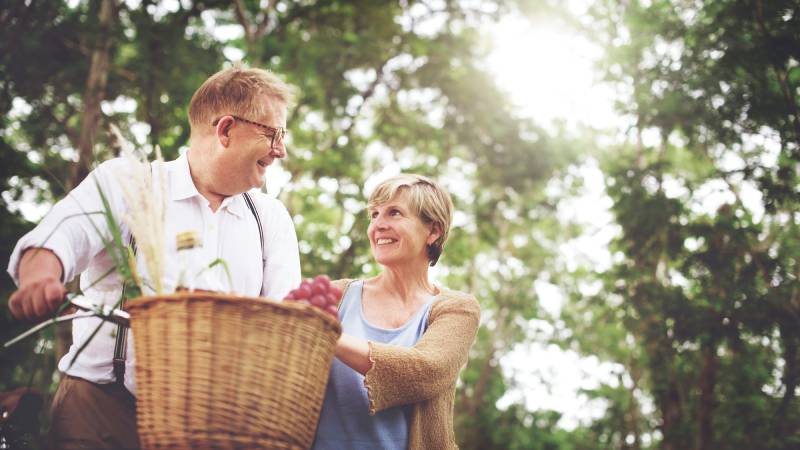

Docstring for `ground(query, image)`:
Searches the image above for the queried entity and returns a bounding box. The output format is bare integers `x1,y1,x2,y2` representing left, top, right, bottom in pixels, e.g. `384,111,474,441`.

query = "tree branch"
232,0,254,42
753,0,800,148
253,0,273,39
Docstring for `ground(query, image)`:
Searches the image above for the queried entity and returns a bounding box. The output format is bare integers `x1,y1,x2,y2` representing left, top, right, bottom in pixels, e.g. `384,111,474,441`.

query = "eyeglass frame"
212,115,286,151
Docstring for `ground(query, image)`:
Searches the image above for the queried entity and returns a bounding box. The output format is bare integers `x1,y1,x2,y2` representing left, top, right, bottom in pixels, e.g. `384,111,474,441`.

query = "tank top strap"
337,279,364,318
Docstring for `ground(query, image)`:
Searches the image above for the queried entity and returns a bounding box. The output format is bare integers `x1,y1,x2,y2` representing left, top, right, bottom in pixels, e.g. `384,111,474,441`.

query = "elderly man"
7,66,301,449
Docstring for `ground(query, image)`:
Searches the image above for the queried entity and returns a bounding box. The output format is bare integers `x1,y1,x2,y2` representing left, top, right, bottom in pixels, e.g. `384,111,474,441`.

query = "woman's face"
367,190,439,269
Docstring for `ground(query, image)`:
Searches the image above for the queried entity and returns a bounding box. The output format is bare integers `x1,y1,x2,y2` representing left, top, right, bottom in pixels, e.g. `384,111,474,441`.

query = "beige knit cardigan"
331,279,481,450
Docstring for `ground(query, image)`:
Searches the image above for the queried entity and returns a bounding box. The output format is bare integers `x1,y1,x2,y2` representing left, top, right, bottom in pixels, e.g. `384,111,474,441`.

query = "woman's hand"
335,333,374,375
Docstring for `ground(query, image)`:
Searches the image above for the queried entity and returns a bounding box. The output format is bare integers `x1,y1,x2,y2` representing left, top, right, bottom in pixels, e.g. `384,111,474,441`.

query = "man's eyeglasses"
212,115,286,151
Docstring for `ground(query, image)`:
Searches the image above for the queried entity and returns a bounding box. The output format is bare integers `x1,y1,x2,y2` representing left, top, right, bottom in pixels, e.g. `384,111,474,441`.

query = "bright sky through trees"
485,13,624,429
487,15,619,133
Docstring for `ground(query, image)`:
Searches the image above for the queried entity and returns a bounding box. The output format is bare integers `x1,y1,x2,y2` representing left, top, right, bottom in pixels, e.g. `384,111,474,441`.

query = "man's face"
214,96,287,194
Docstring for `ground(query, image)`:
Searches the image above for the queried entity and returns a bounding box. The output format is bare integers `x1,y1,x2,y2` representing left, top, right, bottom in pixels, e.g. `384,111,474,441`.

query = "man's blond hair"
368,174,454,266
188,65,295,133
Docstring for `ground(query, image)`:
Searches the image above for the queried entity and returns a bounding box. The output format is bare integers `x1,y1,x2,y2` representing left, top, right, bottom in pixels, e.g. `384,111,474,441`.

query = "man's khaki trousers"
48,375,139,449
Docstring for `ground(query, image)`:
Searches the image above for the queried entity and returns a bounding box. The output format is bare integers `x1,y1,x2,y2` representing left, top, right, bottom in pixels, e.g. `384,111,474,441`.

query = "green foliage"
7,1,798,449
561,1,800,448
1,3,571,448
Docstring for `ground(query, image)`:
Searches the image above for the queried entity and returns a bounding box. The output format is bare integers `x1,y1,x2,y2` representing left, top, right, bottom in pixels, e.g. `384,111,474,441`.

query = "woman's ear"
427,223,442,245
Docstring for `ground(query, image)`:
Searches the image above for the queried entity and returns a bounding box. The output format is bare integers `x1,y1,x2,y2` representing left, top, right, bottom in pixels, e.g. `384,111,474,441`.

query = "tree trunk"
59,0,118,367
655,375,684,450
696,343,718,450
626,369,643,450
644,330,685,450
775,323,799,437
70,0,117,189
455,346,497,450
464,348,496,418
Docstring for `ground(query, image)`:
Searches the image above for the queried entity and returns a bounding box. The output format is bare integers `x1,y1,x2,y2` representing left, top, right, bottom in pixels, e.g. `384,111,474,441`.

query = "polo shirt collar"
168,152,200,201
220,193,246,218
167,151,247,218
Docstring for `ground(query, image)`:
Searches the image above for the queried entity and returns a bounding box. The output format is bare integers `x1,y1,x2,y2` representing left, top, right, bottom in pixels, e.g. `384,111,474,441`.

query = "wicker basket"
126,292,342,450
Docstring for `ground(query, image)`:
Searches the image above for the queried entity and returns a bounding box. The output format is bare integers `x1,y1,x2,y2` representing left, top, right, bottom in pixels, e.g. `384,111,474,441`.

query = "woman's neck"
370,265,437,307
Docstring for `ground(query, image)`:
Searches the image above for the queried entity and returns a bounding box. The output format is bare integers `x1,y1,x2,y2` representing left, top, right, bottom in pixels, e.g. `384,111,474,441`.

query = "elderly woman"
313,174,481,450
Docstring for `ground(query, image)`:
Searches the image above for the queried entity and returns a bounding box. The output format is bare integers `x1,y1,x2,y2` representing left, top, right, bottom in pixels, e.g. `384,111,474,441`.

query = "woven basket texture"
127,292,342,450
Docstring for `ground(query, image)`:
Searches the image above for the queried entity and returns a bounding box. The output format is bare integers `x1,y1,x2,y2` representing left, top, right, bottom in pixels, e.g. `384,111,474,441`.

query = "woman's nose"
372,216,388,230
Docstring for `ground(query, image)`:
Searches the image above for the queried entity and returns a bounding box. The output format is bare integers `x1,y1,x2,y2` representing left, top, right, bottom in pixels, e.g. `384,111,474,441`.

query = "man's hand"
8,248,66,321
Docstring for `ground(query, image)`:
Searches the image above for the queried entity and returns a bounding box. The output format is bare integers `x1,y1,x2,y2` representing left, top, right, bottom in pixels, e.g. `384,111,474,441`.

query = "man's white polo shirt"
7,152,301,394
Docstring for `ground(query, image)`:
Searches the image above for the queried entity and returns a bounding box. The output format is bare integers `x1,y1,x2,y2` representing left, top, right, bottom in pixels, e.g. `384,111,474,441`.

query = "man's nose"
270,142,286,159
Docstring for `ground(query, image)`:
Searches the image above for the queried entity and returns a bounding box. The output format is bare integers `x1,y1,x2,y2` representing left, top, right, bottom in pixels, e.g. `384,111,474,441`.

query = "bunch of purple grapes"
283,275,341,318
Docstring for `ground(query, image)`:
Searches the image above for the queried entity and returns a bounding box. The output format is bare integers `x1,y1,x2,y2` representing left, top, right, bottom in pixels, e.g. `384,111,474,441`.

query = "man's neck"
187,147,225,212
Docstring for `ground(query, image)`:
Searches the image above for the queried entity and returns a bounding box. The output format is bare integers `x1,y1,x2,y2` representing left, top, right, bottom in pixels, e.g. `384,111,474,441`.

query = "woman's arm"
361,292,480,414
335,333,373,375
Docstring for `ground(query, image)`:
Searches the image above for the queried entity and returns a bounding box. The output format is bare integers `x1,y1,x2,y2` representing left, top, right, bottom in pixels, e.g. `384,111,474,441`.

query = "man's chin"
251,175,266,190
221,179,263,196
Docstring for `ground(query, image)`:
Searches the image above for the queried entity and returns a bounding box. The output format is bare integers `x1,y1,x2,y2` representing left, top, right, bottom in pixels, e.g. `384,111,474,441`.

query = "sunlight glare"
486,17,618,132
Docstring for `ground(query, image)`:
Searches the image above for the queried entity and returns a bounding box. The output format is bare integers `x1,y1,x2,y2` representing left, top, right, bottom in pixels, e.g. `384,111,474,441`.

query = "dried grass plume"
110,124,167,294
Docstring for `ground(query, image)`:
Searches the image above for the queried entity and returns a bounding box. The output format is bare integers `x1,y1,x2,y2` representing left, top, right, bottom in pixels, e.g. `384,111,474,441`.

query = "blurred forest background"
1,0,799,449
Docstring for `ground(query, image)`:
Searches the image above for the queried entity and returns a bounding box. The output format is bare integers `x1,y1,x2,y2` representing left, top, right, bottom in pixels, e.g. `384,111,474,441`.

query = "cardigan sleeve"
363,290,480,414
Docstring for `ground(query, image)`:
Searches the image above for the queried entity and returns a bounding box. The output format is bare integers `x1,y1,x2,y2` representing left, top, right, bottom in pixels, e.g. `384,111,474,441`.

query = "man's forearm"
18,248,64,284
9,248,67,321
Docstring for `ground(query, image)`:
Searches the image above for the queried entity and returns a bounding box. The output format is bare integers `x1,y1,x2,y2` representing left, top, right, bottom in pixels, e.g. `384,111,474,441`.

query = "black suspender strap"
242,192,266,277
112,194,265,385
113,235,136,386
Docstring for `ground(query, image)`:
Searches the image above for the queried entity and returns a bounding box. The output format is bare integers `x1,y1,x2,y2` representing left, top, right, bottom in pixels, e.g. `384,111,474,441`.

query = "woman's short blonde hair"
368,174,454,266
188,65,296,133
